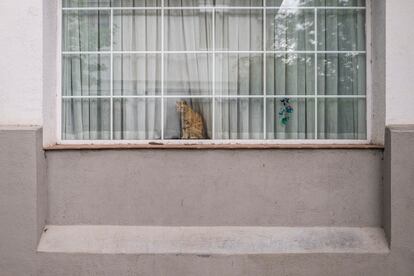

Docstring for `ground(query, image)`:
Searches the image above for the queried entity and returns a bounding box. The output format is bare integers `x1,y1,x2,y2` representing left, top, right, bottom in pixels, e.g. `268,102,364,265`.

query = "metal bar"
314,8,318,140
62,6,367,11
212,8,216,140
62,94,367,99
161,0,165,140
263,0,267,140
62,50,367,55
110,8,114,140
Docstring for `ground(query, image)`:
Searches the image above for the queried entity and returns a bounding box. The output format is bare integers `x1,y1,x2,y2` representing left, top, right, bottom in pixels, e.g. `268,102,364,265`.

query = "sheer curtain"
112,7,162,140
62,0,366,140
62,7,111,140
317,0,366,139
164,6,213,139
266,7,315,139
215,6,264,139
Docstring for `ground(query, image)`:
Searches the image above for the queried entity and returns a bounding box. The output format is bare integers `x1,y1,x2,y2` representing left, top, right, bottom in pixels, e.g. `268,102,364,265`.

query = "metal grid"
60,1,368,143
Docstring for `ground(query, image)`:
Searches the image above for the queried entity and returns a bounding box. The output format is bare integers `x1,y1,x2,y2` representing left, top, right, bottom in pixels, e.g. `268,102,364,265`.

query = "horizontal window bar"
62,95,367,99
62,7,366,11
63,51,367,55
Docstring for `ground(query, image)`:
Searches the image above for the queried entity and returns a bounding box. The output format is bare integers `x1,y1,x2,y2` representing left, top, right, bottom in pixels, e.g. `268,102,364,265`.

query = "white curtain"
62,0,366,140
164,8,213,139
215,7,264,139
317,1,366,139
62,7,111,140
112,8,162,139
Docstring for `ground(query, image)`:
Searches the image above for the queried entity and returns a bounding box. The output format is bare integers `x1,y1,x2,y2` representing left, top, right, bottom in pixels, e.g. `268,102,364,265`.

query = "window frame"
56,0,372,145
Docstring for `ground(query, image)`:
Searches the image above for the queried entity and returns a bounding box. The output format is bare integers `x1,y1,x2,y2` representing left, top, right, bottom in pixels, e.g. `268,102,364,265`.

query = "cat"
176,100,206,139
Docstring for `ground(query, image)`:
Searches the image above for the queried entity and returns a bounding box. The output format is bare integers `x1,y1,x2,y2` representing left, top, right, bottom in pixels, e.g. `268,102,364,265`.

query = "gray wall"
0,127,46,276
2,127,414,275
47,149,383,227
384,125,414,275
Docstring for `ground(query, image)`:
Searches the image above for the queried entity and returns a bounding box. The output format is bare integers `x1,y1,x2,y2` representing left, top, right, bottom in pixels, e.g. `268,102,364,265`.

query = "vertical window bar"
212,7,216,140
110,8,114,140
263,0,267,140
161,0,165,140
314,7,318,140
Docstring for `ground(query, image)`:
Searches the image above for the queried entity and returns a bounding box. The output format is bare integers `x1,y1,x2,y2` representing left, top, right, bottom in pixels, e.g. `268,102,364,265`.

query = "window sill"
44,143,384,151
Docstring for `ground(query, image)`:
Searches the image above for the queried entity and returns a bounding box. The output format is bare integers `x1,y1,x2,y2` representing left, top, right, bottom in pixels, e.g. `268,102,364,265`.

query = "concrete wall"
47,149,383,226
0,127,413,275
384,125,414,275
0,127,47,276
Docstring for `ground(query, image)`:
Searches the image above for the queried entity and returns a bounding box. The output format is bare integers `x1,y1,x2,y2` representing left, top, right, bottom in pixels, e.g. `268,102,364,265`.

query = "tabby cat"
176,100,206,139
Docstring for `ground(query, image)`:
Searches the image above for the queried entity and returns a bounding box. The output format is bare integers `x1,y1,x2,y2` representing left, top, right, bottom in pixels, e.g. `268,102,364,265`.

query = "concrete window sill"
44,144,384,151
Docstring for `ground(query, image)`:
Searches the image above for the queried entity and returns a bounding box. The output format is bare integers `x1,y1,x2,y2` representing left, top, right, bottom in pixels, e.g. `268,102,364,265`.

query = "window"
61,0,367,143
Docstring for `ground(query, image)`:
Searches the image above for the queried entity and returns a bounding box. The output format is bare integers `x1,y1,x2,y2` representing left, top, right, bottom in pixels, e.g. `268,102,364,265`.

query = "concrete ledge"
38,226,388,255
45,143,384,150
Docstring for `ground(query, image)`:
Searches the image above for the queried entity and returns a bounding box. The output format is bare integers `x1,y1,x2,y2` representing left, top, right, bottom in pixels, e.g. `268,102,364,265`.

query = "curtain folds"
62,0,366,140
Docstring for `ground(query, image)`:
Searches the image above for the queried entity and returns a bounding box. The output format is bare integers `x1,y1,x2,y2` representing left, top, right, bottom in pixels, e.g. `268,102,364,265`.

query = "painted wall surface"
0,127,47,276
386,1,414,125
0,0,43,126
0,0,413,138
47,149,383,226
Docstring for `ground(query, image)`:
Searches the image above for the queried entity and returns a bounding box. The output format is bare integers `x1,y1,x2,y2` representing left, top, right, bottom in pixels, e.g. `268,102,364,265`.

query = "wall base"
1,126,414,275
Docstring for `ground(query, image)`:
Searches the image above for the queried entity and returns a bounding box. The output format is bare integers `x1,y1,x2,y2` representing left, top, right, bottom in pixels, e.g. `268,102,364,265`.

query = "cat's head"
176,100,189,113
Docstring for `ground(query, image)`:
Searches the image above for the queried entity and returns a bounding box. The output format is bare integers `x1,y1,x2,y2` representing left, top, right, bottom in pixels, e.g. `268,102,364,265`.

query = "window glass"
61,0,367,141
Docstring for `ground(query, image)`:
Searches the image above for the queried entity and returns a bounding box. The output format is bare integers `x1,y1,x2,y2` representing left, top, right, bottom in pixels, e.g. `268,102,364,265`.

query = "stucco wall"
1,127,414,275
0,0,413,134
2,0,413,143
386,1,414,125
0,127,47,276
0,0,43,126
47,149,383,227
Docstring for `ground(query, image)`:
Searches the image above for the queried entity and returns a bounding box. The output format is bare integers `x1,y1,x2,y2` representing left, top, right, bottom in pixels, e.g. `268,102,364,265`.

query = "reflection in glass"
216,0,263,6
216,98,264,139
113,98,161,140
318,53,366,95
63,11,111,52
266,54,314,95
61,1,367,141
318,98,366,139
266,9,314,51
164,54,212,96
164,9,213,51
62,98,111,140
216,54,263,95
164,98,212,139
63,0,111,7
112,0,161,6
266,0,365,7
215,9,263,51
63,54,111,96
165,0,213,7
113,10,161,51
113,54,161,96
267,98,315,139
318,9,365,51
